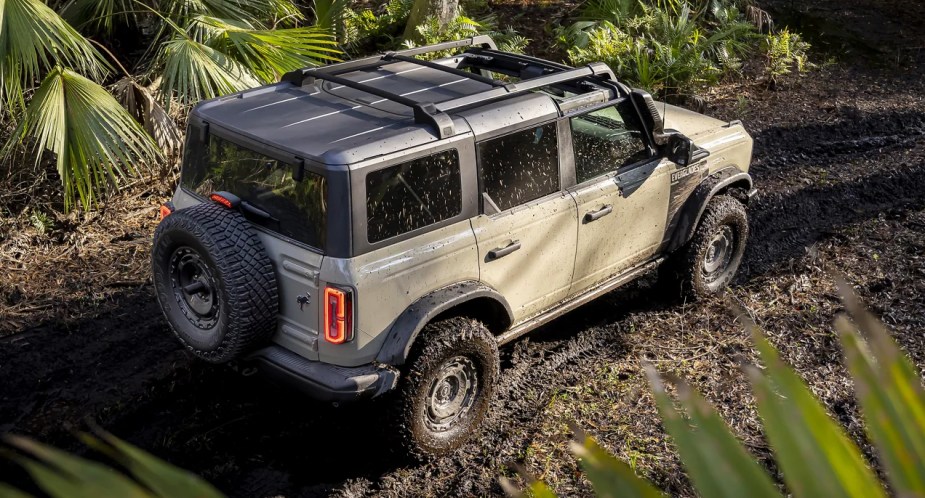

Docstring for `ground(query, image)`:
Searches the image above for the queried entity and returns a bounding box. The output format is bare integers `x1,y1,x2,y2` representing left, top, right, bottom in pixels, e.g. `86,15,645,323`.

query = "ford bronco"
152,35,755,458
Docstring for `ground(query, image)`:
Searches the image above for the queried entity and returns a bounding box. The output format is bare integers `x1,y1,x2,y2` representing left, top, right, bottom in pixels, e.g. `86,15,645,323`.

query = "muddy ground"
2,0,925,496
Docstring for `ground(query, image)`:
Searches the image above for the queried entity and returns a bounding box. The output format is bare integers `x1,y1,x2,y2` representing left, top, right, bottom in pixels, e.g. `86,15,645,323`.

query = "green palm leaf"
162,0,302,27
746,324,887,498
835,281,925,496
5,67,161,211
59,0,137,35
156,35,261,106
194,16,341,82
644,365,782,498
0,0,107,113
4,432,225,498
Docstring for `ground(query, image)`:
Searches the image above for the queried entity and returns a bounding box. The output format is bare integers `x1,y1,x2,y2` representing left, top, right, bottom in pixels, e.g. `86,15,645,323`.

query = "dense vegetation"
0,0,809,215
560,0,810,98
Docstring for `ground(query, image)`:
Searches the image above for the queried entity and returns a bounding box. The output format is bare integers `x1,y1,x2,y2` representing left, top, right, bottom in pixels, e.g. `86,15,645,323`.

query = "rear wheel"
660,195,748,301
390,317,499,459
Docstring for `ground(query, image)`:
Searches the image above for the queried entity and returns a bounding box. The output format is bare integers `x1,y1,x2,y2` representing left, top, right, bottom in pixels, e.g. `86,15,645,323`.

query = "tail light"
159,201,175,220
323,286,354,344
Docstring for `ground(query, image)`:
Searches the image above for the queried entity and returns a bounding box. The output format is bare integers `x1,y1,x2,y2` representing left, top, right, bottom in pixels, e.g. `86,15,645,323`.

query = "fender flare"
667,167,753,253
375,281,513,366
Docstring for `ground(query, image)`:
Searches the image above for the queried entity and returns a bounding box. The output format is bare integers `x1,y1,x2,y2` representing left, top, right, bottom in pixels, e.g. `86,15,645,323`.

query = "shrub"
560,0,795,98
344,1,527,57
507,281,925,497
765,28,812,80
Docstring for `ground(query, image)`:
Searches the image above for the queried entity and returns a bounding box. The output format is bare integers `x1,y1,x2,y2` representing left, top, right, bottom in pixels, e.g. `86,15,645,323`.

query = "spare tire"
152,202,278,363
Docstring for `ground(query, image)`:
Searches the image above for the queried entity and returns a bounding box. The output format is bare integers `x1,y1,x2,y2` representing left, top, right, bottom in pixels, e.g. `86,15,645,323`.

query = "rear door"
470,122,578,322
567,101,670,296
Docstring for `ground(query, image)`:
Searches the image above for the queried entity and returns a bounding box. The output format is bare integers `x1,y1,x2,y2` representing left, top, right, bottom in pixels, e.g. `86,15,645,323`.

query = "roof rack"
279,36,626,139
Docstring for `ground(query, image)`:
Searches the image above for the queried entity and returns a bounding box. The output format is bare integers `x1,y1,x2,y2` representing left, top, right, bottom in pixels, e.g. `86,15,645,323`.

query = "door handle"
487,240,521,260
583,204,613,223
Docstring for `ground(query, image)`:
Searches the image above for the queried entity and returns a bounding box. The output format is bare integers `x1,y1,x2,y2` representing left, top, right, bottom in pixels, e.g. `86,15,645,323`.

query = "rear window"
366,150,462,243
181,134,327,250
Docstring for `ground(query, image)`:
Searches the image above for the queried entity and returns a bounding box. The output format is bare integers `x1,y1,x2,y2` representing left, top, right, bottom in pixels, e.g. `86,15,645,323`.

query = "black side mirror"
667,133,693,167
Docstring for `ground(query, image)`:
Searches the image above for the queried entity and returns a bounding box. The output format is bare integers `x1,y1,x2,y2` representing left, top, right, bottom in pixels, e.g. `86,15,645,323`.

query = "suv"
152,36,755,458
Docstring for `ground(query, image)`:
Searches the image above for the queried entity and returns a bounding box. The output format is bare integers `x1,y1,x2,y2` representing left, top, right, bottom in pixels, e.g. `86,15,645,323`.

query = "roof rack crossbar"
383,52,504,87
281,35,498,83
292,71,456,139
437,63,615,112
467,48,574,73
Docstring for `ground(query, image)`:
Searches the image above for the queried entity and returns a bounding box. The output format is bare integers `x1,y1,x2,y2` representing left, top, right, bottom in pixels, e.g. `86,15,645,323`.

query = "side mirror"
667,133,693,167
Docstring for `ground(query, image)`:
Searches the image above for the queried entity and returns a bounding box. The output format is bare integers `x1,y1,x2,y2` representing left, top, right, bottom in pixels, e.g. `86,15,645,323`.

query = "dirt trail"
3,0,925,496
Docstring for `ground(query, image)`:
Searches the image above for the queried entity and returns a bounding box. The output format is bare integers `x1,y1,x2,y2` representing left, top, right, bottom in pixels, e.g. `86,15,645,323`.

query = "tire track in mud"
745,109,925,277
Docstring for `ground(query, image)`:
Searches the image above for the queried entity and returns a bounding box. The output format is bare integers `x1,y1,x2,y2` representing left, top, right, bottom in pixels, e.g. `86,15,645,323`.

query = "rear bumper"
248,346,399,402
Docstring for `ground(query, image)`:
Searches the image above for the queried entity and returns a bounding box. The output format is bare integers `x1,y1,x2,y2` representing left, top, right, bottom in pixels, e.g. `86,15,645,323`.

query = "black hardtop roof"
192,36,627,166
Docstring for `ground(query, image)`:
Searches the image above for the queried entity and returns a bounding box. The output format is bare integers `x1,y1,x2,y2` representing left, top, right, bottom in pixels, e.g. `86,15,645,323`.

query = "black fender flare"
375,281,513,366
666,167,753,253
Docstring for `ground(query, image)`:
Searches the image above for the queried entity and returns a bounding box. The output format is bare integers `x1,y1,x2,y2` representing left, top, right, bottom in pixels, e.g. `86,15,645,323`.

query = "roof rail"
282,35,498,83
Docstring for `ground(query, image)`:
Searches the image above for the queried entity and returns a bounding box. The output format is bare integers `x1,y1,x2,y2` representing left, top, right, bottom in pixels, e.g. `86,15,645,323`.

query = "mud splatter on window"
366,149,462,243
477,123,559,212
571,104,649,183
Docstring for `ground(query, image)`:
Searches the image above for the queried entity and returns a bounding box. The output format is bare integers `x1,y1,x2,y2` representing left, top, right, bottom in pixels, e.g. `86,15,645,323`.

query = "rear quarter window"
366,149,462,243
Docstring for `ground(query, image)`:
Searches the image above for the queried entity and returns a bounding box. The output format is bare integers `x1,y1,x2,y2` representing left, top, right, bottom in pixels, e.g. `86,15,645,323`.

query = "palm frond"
113,77,182,157
5,67,161,211
0,0,107,114
193,16,341,82
59,0,137,35
156,36,262,107
5,432,225,498
162,0,303,28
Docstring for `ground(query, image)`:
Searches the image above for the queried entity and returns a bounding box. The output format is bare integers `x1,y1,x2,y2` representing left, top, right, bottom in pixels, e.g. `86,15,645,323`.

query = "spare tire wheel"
152,201,278,363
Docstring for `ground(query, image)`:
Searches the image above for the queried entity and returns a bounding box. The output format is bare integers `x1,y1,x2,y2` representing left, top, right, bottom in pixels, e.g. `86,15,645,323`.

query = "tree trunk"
403,0,459,42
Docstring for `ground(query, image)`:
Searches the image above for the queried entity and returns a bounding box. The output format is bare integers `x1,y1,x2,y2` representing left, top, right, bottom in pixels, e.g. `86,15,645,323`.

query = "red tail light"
159,201,175,220
324,286,353,344
210,193,234,209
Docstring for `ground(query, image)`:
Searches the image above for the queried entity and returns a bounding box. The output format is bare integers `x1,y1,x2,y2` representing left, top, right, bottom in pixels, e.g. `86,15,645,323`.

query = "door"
567,102,671,296
471,122,578,322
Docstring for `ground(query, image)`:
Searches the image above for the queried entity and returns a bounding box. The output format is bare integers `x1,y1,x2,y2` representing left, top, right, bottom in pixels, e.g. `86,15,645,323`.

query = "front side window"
477,123,559,212
366,149,462,243
570,103,650,183
181,134,327,250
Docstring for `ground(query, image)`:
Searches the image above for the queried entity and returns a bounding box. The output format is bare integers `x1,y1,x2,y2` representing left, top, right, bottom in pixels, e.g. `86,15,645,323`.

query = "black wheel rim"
702,225,736,283
425,356,479,432
169,246,220,329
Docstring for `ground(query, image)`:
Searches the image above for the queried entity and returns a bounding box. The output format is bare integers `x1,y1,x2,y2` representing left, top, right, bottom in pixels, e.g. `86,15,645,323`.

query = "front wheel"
660,195,749,301
389,317,499,460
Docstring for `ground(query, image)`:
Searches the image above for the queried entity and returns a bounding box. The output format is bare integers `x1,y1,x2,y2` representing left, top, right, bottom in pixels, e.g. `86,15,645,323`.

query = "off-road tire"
152,202,278,363
390,317,499,460
660,195,748,301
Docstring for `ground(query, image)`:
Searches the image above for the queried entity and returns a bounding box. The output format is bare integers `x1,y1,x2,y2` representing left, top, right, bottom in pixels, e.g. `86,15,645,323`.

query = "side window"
570,103,650,183
477,122,559,212
366,149,462,243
